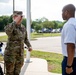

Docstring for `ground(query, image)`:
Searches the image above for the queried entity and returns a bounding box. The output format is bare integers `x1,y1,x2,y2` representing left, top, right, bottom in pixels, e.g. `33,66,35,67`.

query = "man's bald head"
62,4,76,14
62,4,76,20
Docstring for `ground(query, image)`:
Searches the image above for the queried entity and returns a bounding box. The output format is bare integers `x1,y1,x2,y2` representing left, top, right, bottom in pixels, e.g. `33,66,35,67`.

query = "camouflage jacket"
4,22,31,55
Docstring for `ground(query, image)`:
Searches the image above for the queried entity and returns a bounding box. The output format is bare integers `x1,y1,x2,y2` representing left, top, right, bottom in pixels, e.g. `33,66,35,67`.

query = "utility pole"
26,0,31,63
13,0,15,13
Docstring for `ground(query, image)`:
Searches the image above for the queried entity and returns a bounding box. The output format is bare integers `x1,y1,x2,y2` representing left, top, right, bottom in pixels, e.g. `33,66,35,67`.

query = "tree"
42,20,53,29
9,15,13,23
31,21,37,29
34,24,42,32
0,18,4,31
40,17,48,22
3,16,9,26
22,18,26,27
52,21,58,29
0,15,65,32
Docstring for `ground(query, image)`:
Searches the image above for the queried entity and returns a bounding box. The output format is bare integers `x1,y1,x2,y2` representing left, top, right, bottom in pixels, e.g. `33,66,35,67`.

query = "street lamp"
13,0,15,13
26,0,31,63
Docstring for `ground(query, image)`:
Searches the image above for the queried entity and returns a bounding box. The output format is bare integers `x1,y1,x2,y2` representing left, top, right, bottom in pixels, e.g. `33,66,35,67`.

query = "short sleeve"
64,25,76,44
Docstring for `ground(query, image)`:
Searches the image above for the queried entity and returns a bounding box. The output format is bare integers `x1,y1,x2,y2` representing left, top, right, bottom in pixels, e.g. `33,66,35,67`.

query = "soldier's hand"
14,15,22,24
28,47,32,52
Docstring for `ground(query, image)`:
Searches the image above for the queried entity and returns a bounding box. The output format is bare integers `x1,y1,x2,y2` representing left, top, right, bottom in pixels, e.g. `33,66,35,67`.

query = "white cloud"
0,0,13,15
0,0,10,3
0,0,76,21
31,0,76,21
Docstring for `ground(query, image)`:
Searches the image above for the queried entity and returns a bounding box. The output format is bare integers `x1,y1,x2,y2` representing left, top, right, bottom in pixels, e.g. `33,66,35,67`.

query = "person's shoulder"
21,24,25,27
5,23,12,27
21,24,26,29
68,18,76,24
21,24,26,31
68,18,76,28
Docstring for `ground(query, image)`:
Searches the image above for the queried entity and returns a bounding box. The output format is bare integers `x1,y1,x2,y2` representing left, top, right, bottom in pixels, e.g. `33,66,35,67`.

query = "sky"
0,0,76,21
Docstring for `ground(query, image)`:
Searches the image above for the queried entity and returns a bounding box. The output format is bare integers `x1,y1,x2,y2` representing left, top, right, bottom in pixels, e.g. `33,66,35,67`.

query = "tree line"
0,16,65,32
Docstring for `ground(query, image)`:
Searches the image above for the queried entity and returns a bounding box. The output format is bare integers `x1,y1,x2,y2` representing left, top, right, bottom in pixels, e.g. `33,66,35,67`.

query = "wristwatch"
66,65,72,68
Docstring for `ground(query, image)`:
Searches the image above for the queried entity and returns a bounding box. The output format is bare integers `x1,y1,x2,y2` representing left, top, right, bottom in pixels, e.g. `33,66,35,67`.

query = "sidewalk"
20,58,62,75
0,58,62,75
0,32,6,36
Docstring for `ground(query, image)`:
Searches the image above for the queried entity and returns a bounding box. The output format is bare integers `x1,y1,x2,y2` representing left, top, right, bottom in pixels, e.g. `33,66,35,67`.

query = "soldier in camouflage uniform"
4,11,32,75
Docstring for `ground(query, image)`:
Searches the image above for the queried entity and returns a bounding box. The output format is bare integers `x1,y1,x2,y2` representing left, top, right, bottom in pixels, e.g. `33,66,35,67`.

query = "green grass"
31,32,61,38
25,50,63,74
0,35,8,42
0,32,61,42
0,32,62,73
0,50,63,74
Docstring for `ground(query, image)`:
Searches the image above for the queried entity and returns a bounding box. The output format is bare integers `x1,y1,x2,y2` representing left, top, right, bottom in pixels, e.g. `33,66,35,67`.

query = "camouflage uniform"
4,11,31,75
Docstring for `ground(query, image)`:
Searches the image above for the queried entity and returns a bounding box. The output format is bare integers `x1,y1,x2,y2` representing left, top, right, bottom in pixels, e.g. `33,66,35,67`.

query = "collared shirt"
61,18,76,57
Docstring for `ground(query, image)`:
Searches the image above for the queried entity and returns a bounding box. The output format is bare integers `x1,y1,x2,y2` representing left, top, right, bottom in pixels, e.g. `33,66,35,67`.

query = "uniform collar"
16,24,22,28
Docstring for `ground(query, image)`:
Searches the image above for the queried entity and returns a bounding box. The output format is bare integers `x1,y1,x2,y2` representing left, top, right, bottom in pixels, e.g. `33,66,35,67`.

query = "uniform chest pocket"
12,29,19,35
12,28,25,40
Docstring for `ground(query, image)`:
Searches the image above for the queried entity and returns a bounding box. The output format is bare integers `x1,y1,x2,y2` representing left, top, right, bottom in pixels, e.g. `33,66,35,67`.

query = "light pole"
26,0,31,63
13,0,15,13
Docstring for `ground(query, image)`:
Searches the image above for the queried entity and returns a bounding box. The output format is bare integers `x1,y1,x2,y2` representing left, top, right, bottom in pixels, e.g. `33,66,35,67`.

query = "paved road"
31,36,62,54
0,32,62,54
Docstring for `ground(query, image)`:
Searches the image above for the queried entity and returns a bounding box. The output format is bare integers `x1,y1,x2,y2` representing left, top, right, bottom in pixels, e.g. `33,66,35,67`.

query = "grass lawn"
0,50,63,74
24,50,63,74
31,32,61,38
0,32,62,73
0,35,8,42
0,32,61,42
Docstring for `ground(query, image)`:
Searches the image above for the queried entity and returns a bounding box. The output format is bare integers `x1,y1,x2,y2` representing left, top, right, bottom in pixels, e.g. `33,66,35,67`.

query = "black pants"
62,56,76,75
0,65,3,75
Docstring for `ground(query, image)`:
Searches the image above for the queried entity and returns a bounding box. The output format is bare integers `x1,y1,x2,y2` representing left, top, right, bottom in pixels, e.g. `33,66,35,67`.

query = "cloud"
0,0,26,16
0,0,76,21
0,0,10,3
0,3,13,16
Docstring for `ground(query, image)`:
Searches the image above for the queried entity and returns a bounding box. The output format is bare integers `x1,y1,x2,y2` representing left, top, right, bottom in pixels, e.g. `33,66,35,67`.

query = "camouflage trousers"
4,54,24,75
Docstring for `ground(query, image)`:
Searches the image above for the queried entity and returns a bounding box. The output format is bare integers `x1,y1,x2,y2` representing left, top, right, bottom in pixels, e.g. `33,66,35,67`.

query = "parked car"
37,30,43,33
56,29,60,33
38,28,51,33
51,28,61,33
51,29,57,33
43,29,51,33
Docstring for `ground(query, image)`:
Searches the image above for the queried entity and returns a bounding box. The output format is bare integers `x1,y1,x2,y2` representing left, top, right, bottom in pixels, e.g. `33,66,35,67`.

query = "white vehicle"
51,29,57,33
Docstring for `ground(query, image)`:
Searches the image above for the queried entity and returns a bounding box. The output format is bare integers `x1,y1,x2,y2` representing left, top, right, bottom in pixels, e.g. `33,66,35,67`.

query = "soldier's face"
13,15,23,24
